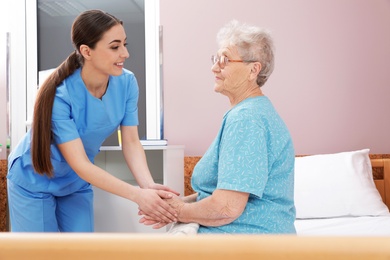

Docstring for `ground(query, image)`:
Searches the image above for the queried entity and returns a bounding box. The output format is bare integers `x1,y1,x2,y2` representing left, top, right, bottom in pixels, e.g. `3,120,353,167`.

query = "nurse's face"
87,24,130,77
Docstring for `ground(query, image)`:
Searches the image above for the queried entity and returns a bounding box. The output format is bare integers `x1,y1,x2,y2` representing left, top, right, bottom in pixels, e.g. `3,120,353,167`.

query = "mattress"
295,216,390,236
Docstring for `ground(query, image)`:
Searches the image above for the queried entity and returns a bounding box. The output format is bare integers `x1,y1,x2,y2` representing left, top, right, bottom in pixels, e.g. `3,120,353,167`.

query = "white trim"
26,0,38,131
9,0,28,150
145,0,161,140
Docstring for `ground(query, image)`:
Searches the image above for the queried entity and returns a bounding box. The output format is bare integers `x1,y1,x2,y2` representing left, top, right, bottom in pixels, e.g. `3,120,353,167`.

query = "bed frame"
371,158,390,210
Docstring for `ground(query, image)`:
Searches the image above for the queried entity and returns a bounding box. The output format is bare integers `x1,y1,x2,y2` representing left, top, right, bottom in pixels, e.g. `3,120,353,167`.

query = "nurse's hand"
148,183,180,196
134,188,178,224
138,214,170,229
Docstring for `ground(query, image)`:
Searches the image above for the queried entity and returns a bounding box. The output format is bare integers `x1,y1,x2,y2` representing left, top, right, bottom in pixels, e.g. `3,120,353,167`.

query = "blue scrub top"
192,96,296,234
7,68,139,194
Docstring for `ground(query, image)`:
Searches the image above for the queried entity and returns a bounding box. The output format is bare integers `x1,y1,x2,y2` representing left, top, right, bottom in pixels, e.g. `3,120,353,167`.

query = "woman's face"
86,24,129,77
211,45,252,97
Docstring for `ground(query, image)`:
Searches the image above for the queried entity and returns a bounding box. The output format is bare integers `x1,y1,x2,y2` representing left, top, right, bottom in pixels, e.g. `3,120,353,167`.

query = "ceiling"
38,0,145,27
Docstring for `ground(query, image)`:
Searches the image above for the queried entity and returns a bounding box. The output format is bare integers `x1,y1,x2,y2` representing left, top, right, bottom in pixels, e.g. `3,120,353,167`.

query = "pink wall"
160,0,390,156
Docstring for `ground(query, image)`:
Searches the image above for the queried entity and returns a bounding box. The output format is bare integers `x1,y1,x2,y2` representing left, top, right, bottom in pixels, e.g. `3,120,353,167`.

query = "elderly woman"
141,20,296,234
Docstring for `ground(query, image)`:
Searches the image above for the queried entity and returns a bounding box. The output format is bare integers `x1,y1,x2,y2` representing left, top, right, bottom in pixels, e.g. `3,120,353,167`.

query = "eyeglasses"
211,55,257,69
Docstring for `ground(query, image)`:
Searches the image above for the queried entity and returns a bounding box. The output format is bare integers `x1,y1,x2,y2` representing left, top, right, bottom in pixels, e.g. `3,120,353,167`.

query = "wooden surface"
371,158,390,209
0,160,7,232
0,233,390,260
184,156,201,196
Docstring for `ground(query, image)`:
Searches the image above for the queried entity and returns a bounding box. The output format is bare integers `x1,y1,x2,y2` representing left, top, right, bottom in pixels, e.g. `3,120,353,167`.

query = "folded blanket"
167,222,199,235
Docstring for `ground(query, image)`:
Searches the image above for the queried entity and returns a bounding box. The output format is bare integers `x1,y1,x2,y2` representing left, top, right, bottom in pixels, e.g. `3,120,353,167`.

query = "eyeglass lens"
211,55,227,68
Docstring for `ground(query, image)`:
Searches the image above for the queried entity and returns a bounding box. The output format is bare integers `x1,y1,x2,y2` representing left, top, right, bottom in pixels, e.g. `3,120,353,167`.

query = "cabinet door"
93,146,184,233
163,148,185,196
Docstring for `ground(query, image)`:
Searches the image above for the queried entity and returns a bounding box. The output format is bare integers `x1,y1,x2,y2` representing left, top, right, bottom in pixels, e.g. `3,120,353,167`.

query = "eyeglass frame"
211,55,258,69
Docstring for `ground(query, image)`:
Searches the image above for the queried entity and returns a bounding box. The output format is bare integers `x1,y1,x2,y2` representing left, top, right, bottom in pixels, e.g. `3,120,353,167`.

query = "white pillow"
294,149,390,219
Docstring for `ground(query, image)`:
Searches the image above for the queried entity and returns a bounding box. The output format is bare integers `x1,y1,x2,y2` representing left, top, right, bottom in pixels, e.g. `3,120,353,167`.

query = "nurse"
7,9,178,232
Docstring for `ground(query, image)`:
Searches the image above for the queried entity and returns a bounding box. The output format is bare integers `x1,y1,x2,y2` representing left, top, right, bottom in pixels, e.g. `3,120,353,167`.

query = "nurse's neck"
81,68,109,99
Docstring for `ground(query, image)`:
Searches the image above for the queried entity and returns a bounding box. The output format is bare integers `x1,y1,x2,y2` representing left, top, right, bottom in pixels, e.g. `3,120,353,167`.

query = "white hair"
217,20,275,87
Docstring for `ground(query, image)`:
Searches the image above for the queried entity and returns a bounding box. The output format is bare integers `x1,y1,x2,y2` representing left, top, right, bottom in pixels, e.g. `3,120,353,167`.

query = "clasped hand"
138,194,184,229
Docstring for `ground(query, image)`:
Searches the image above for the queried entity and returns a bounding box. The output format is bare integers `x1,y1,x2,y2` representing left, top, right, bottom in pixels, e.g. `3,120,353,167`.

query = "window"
22,0,163,146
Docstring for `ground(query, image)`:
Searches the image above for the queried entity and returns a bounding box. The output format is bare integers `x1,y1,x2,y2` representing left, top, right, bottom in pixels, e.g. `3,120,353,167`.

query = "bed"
293,149,390,236
183,149,390,236
1,150,390,259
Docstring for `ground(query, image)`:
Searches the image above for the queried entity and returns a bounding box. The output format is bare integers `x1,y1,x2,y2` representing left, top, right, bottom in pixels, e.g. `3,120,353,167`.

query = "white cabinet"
93,145,184,233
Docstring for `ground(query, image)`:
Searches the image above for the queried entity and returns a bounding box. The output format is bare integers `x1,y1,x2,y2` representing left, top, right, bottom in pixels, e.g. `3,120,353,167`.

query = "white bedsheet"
295,216,390,236
166,217,390,236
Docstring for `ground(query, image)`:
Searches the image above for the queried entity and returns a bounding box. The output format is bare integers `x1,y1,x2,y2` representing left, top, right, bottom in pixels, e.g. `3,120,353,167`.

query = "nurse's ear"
79,44,92,61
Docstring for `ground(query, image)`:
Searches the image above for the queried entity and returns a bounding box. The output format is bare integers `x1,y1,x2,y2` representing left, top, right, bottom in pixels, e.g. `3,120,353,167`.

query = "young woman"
7,10,178,232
